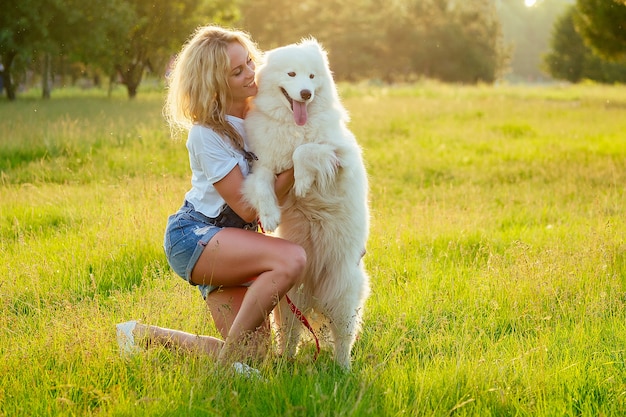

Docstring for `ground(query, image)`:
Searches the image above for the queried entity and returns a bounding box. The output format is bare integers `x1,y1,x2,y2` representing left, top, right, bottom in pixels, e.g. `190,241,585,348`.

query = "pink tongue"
293,101,307,126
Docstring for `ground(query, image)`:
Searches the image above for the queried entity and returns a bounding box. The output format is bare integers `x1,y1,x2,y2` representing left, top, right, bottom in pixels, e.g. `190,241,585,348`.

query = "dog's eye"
309,74,315,79
288,72,296,77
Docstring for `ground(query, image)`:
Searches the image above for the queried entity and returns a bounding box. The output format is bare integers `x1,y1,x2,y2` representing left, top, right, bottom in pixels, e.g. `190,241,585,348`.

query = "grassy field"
1,82,625,416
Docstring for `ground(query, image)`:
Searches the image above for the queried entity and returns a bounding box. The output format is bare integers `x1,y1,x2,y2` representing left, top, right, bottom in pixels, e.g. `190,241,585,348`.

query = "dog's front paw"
294,174,314,198
259,206,281,232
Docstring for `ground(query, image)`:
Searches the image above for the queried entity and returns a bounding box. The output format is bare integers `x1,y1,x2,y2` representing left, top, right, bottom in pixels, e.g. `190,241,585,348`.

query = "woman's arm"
275,167,294,205
213,166,257,223
214,166,295,223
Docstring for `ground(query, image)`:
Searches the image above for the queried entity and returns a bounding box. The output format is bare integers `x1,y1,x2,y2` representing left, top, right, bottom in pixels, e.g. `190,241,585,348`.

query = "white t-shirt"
184,115,250,218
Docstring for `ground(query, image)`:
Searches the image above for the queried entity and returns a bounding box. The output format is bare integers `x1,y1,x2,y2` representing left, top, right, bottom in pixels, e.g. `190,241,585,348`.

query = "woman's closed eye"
232,57,253,76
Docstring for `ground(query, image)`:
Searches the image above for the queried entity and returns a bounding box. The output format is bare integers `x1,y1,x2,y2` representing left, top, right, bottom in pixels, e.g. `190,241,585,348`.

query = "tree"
1,0,238,100
544,7,587,82
430,0,509,83
37,0,98,98
0,0,134,100
106,0,196,98
544,5,626,83
575,0,626,60
0,1,49,100
102,0,239,99
65,0,135,87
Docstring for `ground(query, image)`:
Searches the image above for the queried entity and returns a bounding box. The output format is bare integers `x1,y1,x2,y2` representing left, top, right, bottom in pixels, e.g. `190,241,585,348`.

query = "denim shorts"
163,201,222,299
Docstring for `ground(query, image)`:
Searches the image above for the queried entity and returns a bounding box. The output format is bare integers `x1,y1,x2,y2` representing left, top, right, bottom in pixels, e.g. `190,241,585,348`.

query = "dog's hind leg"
324,270,369,370
326,304,361,371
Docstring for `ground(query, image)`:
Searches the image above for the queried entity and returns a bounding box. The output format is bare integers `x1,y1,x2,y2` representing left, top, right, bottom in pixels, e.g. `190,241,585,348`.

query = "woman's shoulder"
188,124,222,146
226,114,244,126
189,123,218,137
187,124,238,156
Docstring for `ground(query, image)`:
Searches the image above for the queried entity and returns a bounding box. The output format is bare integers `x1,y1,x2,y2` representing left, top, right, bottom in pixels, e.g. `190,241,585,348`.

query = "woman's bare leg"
129,286,271,361
191,228,306,364
206,286,249,339
133,323,223,356
206,286,271,361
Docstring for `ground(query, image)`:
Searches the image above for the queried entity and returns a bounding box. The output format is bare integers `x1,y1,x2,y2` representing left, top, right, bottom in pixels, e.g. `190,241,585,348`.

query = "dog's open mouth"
280,87,292,106
280,87,308,126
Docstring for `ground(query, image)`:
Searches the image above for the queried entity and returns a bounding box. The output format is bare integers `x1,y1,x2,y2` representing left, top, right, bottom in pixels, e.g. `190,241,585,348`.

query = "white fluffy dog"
243,39,370,370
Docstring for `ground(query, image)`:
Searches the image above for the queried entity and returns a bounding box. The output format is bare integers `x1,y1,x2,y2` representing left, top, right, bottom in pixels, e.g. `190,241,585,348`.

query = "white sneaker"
116,320,140,356
232,362,264,380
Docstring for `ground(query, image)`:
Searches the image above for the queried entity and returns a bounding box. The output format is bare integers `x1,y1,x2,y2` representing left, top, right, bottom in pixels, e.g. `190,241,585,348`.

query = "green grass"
1,82,625,416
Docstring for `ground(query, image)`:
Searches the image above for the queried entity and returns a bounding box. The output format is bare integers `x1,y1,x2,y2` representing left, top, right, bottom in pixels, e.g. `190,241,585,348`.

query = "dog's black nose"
300,90,312,100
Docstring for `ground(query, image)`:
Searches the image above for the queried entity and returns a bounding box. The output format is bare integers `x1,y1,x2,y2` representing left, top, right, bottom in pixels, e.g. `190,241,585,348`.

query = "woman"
116,25,307,374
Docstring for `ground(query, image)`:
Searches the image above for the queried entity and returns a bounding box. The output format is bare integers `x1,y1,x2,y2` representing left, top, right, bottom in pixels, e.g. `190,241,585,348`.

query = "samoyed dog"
243,38,370,370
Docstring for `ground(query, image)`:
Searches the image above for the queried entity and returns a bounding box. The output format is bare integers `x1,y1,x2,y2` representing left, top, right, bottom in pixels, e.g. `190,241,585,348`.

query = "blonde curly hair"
164,25,261,151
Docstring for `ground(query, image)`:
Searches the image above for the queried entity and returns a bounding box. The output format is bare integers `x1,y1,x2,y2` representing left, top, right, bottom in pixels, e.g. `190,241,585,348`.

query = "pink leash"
284,294,321,360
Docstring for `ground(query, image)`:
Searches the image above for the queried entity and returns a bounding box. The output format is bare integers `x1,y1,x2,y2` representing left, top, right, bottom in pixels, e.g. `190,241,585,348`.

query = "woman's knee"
281,243,307,283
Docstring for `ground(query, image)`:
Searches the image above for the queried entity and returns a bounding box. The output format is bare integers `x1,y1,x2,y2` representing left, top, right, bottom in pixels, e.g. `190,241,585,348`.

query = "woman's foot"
232,362,264,380
116,320,140,356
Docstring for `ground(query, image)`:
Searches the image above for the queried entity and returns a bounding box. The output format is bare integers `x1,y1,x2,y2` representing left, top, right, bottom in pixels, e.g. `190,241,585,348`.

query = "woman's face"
227,41,257,102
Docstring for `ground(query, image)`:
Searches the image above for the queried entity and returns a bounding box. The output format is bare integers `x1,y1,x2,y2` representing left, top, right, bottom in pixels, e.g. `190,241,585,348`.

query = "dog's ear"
299,37,325,54
298,37,330,70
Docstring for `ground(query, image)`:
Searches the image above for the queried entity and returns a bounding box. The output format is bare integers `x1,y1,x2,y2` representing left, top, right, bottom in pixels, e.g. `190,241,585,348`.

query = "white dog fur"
243,38,370,369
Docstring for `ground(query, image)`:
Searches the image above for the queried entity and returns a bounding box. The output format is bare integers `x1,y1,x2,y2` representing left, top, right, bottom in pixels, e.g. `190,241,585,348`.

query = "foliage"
239,0,509,84
5,0,626,100
575,0,626,60
0,0,131,99
544,6,626,83
419,0,508,83
1,83,626,415
0,0,236,100
107,0,239,99
0,0,52,99
2,0,510,101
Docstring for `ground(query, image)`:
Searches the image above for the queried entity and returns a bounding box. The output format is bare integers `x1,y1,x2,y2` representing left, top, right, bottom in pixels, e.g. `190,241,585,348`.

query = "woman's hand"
275,167,295,205
214,166,294,223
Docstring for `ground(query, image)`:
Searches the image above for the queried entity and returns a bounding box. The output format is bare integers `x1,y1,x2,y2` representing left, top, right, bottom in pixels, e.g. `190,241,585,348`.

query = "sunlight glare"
525,0,537,6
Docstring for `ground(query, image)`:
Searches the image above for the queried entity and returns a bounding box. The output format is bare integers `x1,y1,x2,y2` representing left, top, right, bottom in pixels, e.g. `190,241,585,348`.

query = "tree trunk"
116,61,144,99
127,84,138,98
42,53,51,99
1,52,17,101
124,66,142,99
108,72,115,98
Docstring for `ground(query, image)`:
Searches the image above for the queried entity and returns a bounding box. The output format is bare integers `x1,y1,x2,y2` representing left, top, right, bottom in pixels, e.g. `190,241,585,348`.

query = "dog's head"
254,38,337,126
